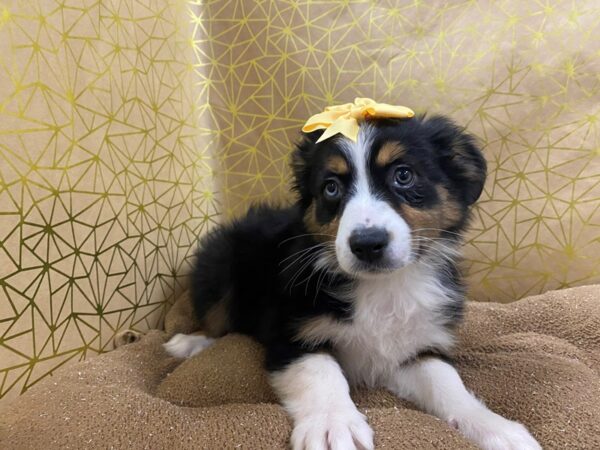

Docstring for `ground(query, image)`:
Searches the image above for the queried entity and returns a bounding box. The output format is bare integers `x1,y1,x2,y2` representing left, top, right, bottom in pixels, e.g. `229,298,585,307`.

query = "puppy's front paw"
291,409,374,450
451,409,540,450
163,333,214,358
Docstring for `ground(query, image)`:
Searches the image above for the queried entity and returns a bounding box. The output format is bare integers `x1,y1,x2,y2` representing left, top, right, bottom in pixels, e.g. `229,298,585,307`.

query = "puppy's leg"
385,357,540,450
270,352,374,450
163,333,214,358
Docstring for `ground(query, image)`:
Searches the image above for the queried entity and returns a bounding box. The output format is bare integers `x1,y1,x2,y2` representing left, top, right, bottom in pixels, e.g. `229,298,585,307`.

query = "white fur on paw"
291,409,374,450
452,409,541,450
163,333,214,358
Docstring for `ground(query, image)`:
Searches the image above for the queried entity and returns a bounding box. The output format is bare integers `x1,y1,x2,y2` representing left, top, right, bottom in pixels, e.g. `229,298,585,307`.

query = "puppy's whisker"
314,249,339,296
297,245,336,294
286,250,326,293
412,236,461,254
280,241,334,273
415,246,459,268
312,260,332,304
414,241,457,258
303,248,332,282
412,228,463,238
412,236,460,245
282,241,337,290
279,243,326,267
278,233,336,247
279,250,315,274
413,243,459,259
303,263,322,296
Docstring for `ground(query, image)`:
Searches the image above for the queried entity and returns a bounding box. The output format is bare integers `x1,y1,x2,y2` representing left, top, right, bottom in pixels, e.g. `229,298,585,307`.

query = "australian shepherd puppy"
165,116,540,450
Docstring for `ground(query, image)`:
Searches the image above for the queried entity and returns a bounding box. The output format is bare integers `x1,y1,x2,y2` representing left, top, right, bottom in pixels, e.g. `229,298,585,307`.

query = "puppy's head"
292,115,486,278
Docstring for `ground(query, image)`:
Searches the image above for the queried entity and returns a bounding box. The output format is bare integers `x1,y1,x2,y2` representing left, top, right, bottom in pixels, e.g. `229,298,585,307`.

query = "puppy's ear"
291,131,323,206
425,116,487,205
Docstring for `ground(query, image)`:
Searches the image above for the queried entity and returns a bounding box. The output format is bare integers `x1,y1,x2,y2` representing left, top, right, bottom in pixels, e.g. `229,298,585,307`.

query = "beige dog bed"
1,285,599,449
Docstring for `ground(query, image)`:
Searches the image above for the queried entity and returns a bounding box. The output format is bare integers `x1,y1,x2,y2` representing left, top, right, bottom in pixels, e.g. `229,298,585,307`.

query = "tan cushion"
1,285,599,449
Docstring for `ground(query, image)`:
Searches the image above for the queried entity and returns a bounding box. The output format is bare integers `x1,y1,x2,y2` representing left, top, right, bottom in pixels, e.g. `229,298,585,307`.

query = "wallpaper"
1,0,599,404
0,0,219,404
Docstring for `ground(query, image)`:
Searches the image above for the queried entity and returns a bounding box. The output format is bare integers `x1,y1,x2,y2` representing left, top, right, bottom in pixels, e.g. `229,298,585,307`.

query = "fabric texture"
1,0,600,405
1,285,599,449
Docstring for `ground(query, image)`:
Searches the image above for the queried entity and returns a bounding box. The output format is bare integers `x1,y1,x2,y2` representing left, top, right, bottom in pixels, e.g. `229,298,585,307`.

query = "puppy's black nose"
349,227,389,263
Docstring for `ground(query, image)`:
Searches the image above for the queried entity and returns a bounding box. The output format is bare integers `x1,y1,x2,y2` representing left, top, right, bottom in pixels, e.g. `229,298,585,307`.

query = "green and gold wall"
1,0,599,404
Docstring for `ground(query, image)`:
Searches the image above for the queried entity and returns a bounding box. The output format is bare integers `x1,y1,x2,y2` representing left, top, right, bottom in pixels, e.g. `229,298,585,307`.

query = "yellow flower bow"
302,97,415,143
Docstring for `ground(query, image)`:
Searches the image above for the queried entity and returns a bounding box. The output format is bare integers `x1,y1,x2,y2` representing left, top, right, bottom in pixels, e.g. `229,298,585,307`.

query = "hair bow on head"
302,97,415,143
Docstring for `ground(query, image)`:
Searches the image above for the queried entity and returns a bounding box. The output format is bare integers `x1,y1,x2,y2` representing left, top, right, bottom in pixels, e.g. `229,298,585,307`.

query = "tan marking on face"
436,186,463,229
400,204,441,238
398,186,464,254
376,142,406,166
304,202,339,242
325,155,349,175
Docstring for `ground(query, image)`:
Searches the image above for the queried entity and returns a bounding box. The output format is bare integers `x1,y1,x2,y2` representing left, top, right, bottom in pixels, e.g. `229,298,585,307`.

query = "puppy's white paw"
291,409,374,450
163,333,214,358
451,409,541,450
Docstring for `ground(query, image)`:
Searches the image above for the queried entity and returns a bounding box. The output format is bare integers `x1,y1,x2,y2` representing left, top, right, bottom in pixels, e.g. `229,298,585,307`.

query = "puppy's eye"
391,165,415,188
323,179,341,200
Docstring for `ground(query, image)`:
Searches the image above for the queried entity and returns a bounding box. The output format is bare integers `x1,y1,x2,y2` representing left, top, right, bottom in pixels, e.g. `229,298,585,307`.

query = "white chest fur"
297,262,456,387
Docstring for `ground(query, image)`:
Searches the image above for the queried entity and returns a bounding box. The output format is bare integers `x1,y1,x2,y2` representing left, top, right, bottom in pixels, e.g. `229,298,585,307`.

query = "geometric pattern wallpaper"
0,0,219,404
1,0,599,404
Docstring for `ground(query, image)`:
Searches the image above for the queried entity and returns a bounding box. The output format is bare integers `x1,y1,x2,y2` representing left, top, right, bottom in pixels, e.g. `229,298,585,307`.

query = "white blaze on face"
335,125,413,275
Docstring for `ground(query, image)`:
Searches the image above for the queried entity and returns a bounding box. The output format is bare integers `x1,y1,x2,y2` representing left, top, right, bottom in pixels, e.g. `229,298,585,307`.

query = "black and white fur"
165,116,540,450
